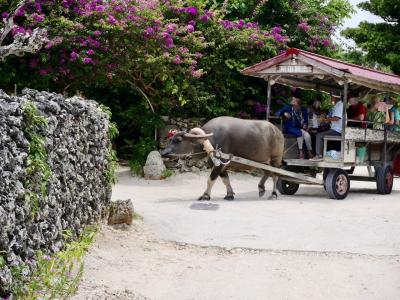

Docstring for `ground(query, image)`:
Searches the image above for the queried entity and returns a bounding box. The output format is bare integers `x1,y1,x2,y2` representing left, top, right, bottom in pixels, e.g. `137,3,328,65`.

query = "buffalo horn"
183,128,213,139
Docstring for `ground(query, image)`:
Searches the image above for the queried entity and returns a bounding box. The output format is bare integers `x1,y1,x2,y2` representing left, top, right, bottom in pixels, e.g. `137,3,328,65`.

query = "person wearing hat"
310,94,343,161
347,95,367,128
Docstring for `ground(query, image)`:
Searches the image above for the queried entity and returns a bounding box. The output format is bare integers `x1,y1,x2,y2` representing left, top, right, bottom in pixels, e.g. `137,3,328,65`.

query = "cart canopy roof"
241,48,400,95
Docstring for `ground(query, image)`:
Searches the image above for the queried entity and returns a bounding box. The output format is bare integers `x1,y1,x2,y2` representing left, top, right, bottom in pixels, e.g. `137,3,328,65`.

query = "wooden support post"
341,82,348,160
266,78,271,121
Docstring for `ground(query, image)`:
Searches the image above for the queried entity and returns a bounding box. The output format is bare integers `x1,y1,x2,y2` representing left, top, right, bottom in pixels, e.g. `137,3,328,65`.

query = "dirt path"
74,167,400,299
74,221,400,300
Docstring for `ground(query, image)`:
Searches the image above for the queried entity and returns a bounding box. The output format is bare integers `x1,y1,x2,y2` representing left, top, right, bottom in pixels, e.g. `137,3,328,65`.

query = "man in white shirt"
310,95,344,161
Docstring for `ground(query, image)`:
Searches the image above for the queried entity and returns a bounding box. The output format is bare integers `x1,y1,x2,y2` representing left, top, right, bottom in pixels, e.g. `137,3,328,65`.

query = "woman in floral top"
366,96,391,130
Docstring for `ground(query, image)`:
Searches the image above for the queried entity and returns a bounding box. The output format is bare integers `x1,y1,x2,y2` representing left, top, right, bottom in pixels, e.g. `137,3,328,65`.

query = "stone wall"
0,89,112,294
158,116,210,173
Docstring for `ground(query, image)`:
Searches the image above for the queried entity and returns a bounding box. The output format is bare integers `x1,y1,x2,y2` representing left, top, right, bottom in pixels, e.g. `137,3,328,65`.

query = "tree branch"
0,0,48,61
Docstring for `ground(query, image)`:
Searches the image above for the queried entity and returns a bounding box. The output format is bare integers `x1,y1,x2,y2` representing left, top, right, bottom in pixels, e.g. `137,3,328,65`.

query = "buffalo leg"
268,174,279,200
198,165,223,201
258,171,269,197
220,170,234,200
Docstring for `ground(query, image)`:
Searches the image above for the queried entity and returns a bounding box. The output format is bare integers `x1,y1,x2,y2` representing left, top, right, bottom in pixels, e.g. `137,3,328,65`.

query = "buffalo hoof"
224,194,234,201
267,192,278,200
198,194,211,201
258,185,265,198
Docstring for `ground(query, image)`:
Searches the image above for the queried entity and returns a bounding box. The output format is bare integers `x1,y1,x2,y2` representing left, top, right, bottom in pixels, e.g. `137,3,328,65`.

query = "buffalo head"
160,128,213,157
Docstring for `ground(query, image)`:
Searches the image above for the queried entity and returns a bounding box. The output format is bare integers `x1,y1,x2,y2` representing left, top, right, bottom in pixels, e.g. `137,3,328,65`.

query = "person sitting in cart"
386,96,400,132
276,96,313,159
367,96,391,130
310,95,343,161
347,94,367,128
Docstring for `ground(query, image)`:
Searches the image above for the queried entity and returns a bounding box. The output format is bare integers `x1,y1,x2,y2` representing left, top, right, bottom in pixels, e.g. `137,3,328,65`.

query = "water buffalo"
161,116,284,200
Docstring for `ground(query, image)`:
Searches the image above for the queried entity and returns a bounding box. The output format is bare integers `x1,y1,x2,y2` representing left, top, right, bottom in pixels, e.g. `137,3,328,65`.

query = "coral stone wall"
0,89,112,293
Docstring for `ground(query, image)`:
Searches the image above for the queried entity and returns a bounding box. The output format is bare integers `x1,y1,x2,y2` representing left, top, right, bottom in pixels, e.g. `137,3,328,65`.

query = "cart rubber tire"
322,168,330,191
277,179,300,195
325,169,350,200
376,165,394,195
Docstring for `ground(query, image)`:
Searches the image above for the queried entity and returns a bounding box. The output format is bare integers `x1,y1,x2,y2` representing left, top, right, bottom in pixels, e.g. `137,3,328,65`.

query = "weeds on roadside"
7,227,97,300
162,169,174,179
22,101,52,217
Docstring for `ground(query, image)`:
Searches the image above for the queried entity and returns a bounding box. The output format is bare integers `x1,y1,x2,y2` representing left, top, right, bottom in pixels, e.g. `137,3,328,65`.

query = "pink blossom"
199,15,209,22
173,55,182,65
114,5,124,13
39,69,49,75
86,49,95,55
187,24,194,33
297,22,311,31
70,52,79,61
145,27,154,36
191,69,203,78
166,23,177,33
93,30,102,36
108,15,117,25
1,12,9,19
271,26,282,35
45,41,53,49
186,7,198,15
83,57,93,64
33,13,45,23
322,39,331,47
12,27,25,35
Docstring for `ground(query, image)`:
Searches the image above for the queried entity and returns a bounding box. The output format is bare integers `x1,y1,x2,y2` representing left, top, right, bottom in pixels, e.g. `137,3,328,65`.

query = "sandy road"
74,167,400,299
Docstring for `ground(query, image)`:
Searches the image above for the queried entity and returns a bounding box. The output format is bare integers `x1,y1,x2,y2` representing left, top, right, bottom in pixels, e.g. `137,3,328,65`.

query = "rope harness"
166,139,231,167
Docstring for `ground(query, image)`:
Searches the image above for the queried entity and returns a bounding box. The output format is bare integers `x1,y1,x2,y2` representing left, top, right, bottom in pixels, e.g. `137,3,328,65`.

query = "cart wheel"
322,168,330,191
375,165,393,194
277,179,299,195
325,169,350,200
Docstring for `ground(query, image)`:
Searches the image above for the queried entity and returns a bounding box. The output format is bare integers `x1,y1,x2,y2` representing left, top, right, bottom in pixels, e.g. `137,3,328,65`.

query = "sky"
342,0,383,29
335,0,383,46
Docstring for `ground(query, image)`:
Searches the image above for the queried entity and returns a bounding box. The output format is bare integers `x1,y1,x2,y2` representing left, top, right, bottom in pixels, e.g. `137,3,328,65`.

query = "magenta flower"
70,52,79,61
86,49,95,55
45,41,53,49
297,22,311,31
12,26,25,35
173,55,182,65
145,27,154,36
187,24,194,33
108,15,117,25
93,30,101,36
39,69,49,75
186,7,198,15
322,39,331,47
1,12,9,19
199,15,209,22
166,23,177,33
114,5,124,12
179,47,189,54
83,57,93,64
271,26,282,35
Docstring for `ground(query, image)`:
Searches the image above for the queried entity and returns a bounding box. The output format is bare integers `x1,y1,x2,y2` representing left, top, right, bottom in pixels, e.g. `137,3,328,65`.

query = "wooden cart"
235,48,400,199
